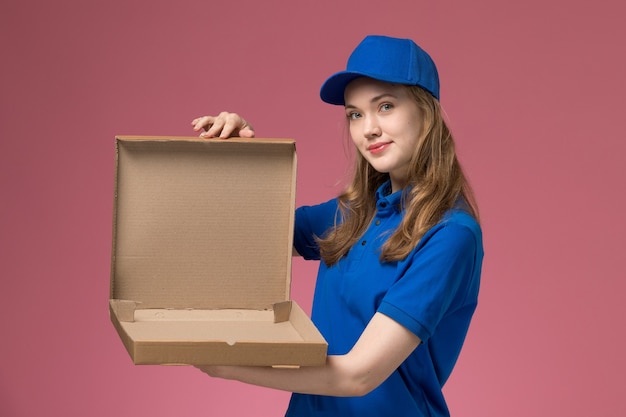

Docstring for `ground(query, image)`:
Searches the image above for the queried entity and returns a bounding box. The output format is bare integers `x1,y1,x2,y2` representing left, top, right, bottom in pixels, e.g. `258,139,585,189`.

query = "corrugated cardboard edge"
286,141,297,300
109,299,138,361
273,300,292,323
114,135,294,145
109,140,121,302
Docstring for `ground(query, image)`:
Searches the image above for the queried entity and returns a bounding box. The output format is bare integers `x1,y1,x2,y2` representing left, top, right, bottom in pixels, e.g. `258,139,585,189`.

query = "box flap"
110,136,296,310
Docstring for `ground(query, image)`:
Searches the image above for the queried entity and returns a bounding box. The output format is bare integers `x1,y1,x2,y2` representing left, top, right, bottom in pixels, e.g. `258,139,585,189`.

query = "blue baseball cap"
320,35,440,105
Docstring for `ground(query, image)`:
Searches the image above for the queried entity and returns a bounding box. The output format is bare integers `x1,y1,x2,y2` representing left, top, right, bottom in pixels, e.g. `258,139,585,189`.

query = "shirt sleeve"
294,199,340,260
377,217,483,343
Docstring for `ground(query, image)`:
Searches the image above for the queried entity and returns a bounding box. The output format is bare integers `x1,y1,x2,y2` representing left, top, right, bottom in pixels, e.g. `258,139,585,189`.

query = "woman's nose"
364,116,382,138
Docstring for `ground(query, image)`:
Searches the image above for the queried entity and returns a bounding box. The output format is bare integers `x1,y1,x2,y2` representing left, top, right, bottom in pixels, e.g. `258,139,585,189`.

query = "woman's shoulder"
441,208,481,232
416,208,483,255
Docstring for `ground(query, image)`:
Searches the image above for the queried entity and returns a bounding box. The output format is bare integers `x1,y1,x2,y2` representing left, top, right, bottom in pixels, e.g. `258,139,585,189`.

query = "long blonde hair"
317,86,479,265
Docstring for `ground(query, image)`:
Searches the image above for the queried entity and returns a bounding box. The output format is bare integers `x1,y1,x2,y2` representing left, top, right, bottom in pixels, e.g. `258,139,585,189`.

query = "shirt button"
375,219,381,226
361,240,367,246
380,202,387,208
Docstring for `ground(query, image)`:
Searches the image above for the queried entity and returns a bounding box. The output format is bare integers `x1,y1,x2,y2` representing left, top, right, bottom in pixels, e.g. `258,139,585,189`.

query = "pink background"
2,0,625,416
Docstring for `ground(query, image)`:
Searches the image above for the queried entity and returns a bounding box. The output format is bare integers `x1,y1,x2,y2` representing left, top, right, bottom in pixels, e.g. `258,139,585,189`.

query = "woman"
191,35,483,417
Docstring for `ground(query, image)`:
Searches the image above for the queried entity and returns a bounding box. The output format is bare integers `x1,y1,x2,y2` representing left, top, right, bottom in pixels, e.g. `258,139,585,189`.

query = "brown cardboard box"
109,136,327,366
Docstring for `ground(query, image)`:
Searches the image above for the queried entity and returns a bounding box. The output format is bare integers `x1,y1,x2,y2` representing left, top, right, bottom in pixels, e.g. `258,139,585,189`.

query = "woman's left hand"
191,112,255,139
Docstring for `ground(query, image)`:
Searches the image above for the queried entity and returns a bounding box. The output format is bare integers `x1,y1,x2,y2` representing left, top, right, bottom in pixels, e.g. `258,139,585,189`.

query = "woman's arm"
196,312,421,397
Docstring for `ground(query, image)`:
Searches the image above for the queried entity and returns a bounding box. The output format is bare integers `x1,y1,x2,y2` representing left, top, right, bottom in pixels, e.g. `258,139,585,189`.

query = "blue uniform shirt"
286,181,484,417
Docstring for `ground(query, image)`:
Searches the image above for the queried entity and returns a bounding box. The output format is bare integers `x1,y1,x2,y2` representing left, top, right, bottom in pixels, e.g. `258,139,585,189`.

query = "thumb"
239,128,255,138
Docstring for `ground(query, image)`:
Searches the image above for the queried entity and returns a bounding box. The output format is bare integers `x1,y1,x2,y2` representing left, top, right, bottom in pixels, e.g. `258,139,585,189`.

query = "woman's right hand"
191,112,255,139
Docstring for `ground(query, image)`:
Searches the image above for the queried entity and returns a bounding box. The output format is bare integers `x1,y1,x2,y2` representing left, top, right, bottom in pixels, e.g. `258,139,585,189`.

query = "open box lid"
110,136,297,310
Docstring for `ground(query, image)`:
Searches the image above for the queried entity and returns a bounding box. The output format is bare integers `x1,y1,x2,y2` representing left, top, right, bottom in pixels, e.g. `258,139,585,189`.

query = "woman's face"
344,78,422,193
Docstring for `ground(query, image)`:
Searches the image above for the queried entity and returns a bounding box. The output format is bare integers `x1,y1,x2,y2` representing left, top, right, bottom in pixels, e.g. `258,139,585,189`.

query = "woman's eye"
380,103,393,112
348,112,361,120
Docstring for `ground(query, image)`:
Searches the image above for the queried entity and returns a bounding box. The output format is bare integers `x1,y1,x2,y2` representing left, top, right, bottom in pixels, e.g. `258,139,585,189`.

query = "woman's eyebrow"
345,93,398,109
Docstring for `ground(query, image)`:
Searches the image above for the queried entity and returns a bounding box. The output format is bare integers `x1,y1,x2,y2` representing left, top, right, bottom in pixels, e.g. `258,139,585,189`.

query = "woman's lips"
367,141,392,154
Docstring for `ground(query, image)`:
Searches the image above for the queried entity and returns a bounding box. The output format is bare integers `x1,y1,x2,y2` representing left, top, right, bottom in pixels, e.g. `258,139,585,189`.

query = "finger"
203,117,227,138
239,128,255,138
195,365,218,377
219,118,241,138
192,116,215,132
191,116,205,130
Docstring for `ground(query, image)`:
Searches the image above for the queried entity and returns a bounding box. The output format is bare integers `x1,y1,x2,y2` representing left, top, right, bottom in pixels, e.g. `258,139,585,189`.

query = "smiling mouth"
367,142,392,154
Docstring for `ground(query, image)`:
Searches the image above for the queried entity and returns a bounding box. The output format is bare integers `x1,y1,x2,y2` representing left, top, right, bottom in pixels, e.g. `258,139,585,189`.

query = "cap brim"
320,72,368,105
